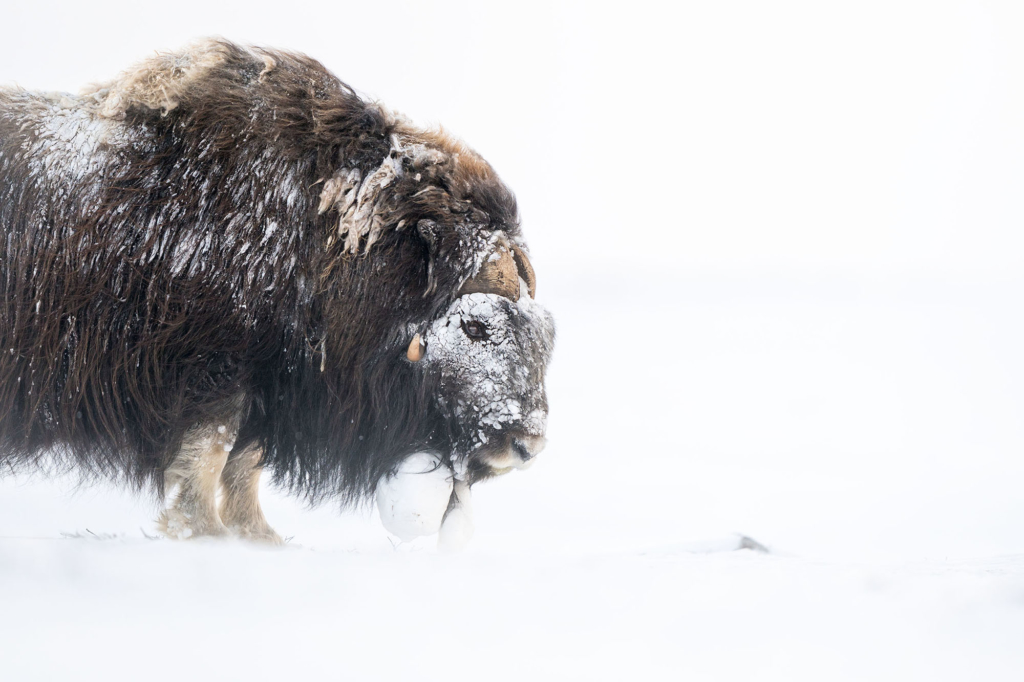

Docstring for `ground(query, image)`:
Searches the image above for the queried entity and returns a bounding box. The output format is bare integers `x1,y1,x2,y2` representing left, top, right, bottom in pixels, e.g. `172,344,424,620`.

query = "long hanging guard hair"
0,39,531,504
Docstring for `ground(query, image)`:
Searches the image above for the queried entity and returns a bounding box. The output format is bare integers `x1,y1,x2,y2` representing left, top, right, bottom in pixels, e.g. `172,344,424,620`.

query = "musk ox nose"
512,435,547,463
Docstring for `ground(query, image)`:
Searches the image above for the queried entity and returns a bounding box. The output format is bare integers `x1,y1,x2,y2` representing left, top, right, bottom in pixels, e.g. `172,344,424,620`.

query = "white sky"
1,0,1021,279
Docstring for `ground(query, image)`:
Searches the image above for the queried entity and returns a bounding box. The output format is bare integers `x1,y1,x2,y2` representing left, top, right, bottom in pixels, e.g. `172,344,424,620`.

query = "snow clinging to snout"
422,292,554,453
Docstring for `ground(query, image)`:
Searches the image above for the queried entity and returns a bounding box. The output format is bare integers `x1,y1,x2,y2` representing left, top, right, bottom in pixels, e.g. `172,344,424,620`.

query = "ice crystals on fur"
425,293,553,454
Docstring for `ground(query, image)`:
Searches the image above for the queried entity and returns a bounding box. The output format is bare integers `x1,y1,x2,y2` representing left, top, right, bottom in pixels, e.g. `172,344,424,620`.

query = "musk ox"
0,39,555,545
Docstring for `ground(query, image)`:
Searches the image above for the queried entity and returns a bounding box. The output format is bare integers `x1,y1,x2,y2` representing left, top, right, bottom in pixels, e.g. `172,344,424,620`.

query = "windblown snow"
3,278,1023,681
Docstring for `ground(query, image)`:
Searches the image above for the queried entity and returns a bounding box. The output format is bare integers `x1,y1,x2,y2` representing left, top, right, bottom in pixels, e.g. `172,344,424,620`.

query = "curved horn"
407,334,424,362
458,244,520,300
510,243,536,299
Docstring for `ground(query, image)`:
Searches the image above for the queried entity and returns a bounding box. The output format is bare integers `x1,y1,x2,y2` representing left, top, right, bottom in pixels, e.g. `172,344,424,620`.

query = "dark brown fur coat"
0,40,552,504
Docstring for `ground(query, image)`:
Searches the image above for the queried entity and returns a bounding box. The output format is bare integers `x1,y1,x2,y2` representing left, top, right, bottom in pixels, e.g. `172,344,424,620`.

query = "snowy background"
2,1,1024,679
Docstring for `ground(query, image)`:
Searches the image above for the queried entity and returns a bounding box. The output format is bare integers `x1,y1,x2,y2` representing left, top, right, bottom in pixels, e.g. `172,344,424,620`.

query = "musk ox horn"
407,334,424,362
510,243,536,300
459,243,519,300
458,240,537,300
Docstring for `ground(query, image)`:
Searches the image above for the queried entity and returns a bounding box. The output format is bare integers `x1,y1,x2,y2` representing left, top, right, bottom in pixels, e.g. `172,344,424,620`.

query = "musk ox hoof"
156,509,230,540
228,524,284,545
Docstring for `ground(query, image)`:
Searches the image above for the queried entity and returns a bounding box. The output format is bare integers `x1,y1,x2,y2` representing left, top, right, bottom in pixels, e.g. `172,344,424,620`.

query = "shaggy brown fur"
0,40,554,539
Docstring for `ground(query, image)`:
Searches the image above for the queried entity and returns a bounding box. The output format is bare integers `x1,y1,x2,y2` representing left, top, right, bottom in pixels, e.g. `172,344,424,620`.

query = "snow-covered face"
423,292,555,481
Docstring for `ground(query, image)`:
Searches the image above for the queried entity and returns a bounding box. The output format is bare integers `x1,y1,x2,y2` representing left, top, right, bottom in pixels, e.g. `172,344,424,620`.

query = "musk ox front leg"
157,425,233,539
219,445,282,544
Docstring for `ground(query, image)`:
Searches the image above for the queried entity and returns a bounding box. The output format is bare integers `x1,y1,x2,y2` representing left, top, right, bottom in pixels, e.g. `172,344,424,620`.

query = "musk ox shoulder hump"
83,38,264,120
75,39,517,259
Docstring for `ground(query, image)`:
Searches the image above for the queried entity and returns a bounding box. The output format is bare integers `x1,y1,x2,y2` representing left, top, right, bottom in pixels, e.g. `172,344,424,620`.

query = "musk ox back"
0,40,555,545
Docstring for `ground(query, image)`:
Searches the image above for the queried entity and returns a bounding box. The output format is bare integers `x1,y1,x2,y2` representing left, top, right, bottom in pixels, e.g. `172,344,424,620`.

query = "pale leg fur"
157,425,232,539
219,445,282,544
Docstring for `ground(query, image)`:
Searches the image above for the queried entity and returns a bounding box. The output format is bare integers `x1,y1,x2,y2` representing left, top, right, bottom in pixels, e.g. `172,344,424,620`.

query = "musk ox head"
378,237,553,547
406,237,555,484
422,291,555,482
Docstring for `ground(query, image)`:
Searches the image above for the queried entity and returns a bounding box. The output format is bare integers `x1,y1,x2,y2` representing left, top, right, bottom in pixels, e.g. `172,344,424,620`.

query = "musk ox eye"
462,319,488,340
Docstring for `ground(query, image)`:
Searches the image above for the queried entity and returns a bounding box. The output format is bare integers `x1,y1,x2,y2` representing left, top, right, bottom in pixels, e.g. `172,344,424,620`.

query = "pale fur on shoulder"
76,39,505,261
317,122,500,255
318,126,448,254
83,39,238,120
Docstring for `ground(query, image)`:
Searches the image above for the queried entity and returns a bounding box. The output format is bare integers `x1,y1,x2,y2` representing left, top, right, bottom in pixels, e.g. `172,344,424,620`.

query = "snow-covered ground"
3,275,1023,680
3,1,1024,678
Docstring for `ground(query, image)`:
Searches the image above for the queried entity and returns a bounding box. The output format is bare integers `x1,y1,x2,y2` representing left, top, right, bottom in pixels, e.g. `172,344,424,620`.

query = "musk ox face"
422,291,555,483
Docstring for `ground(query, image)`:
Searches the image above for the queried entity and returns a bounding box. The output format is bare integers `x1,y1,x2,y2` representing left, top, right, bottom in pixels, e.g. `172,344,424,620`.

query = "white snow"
376,454,475,548
2,3,1024,678
437,480,474,553
27,94,110,181
376,452,454,542
2,277,1023,681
